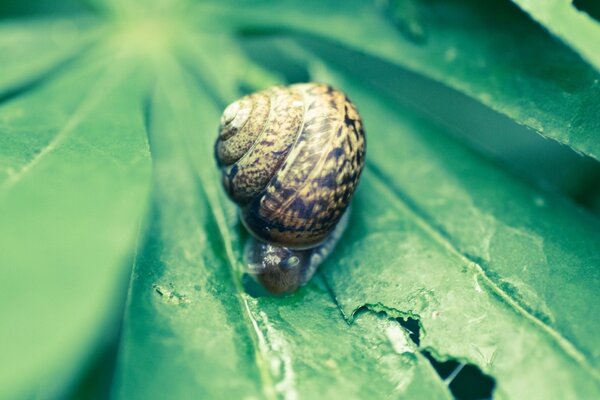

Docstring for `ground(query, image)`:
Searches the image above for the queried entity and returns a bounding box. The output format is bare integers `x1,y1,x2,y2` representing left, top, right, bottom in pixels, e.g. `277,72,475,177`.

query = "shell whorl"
215,83,365,249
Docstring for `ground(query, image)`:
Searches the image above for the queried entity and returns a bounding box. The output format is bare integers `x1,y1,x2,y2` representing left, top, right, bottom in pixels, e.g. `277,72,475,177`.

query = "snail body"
215,83,365,293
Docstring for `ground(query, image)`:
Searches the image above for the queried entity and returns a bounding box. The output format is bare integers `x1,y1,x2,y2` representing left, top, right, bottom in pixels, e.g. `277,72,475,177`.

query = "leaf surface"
0,42,152,397
318,66,600,398
0,18,100,96
0,1,599,399
209,0,600,159
511,0,600,70
113,54,452,400
114,25,600,399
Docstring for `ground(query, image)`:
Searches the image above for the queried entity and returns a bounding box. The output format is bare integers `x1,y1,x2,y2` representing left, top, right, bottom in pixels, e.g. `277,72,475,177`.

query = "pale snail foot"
244,210,350,295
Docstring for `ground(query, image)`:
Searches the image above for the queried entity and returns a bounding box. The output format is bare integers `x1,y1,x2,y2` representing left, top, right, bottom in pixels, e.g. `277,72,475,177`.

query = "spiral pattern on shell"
215,83,366,249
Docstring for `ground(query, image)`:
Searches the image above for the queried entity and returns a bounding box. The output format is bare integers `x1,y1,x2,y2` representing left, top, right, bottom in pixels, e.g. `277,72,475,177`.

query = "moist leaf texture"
0,1,599,399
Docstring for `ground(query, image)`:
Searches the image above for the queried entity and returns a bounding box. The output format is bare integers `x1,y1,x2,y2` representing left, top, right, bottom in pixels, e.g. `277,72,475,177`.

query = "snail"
215,83,366,294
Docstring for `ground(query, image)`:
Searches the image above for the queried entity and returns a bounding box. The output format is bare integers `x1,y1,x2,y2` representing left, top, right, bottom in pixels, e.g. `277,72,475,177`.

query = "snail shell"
215,83,365,293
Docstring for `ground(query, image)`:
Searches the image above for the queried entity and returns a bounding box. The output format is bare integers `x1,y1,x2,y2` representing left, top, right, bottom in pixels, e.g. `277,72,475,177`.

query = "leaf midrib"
155,56,282,400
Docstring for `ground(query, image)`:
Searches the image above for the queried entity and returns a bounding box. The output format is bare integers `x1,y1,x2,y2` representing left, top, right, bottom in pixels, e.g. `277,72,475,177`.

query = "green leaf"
1,1,599,399
115,27,600,400
113,55,452,400
511,0,600,71
0,41,152,397
317,66,600,398
212,0,600,159
0,18,100,95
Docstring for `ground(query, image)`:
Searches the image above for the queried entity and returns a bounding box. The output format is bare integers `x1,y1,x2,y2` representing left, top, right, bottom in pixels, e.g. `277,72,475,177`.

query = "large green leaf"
207,0,600,160
319,67,600,398
511,0,600,71
113,43,600,400
1,1,599,399
0,38,152,397
0,18,100,95
113,58,451,398
299,44,600,368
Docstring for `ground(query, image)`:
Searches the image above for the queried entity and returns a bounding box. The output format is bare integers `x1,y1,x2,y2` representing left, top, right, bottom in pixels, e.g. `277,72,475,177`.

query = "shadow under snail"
215,83,366,294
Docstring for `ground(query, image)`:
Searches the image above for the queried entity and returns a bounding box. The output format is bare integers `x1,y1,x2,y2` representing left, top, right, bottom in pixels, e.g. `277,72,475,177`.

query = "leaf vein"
2,61,128,191
366,161,600,381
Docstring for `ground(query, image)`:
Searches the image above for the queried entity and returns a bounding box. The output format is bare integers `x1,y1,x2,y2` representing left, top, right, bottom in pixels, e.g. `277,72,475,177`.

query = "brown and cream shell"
216,83,365,248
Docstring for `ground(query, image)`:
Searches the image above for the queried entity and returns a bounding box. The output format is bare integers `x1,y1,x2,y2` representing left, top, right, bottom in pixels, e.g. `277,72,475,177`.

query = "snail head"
244,239,311,294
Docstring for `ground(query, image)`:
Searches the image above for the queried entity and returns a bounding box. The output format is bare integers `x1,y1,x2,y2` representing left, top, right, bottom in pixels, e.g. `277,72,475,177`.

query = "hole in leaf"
422,350,462,380
396,316,496,399
573,0,600,22
447,361,496,400
396,316,421,346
